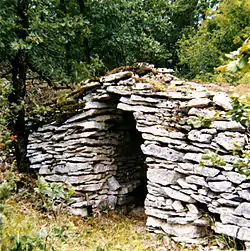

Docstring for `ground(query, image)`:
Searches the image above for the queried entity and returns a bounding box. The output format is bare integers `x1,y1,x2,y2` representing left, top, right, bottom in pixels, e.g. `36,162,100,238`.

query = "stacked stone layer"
28,65,250,241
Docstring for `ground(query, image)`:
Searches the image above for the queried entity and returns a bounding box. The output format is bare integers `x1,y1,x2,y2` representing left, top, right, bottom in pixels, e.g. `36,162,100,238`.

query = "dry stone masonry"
28,64,250,243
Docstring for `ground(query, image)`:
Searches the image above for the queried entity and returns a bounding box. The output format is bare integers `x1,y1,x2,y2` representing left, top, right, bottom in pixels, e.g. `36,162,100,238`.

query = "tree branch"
28,63,53,87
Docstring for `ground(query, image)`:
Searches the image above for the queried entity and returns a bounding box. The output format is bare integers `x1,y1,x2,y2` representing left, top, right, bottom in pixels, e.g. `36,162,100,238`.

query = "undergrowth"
0,167,244,250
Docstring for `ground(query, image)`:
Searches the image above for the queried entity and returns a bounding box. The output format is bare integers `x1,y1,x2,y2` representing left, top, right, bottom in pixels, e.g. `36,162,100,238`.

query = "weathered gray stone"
238,227,250,241
186,204,199,215
217,198,240,207
193,217,210,227
167,216,197,225
234,203,250,219
145,207,185,219
213,93,232,111
177,178,198,190
212,222,239,238
221,213,250,227
106,86,131,95
181,98,211,108
172,200,185,212
194,166,220,178
208,181,234,192
184,153,203,163
161,222,207,238
108,176,121,191
141,144,184,162
69,207,88,217
188,108,216,118
220,193,240,200
198,188,208,195
238,190,250,200
27,66,250,244
186,175,208,187
222,171,247,184
107,195,117,209
102,71,133,82
208,206,235,215
191,194,212,204
162,187,196,203
137,125,185,139
147,169,182,186
29,154,53,164
188,130,213,143
142,133,184,145
207,175,227,181
214,132,245,151
240,183,250,189
211,121,245,132
146,216,163,228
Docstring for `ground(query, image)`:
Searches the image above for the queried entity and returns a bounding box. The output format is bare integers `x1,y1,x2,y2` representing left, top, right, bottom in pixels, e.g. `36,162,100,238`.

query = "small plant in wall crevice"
199,150,226,168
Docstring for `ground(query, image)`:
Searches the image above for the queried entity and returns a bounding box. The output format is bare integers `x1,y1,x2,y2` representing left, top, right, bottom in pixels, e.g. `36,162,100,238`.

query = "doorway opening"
111,110,147,207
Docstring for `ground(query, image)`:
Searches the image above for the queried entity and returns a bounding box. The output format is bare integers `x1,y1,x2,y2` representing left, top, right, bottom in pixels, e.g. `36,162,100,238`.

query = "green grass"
1,196,171,251
0,169,243,251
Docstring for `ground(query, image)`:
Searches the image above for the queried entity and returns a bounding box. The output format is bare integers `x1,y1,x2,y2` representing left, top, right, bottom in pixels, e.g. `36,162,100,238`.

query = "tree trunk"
77,0,91,62
8,0,29,172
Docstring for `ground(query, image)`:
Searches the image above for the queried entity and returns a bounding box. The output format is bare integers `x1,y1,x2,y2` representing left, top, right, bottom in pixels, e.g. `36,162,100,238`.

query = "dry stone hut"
28,63,250,242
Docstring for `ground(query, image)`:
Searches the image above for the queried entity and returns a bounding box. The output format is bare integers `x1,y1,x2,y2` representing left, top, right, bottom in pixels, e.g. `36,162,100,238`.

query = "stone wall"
28,64,250,242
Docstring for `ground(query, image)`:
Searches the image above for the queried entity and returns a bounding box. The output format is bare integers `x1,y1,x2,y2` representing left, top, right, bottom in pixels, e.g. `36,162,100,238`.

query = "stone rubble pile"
28,64,250,242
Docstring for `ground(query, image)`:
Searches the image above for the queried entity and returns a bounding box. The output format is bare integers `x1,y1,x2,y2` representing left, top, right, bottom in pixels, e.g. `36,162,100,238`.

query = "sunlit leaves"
217,38,250,73
178,0,250,80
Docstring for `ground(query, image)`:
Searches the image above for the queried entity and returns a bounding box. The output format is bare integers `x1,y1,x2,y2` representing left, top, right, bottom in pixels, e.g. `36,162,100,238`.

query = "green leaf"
238,54,249,69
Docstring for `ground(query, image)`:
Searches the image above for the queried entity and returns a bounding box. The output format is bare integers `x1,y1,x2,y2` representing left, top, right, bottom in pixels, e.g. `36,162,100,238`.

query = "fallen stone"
107,195,117,209
69,207,88,217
